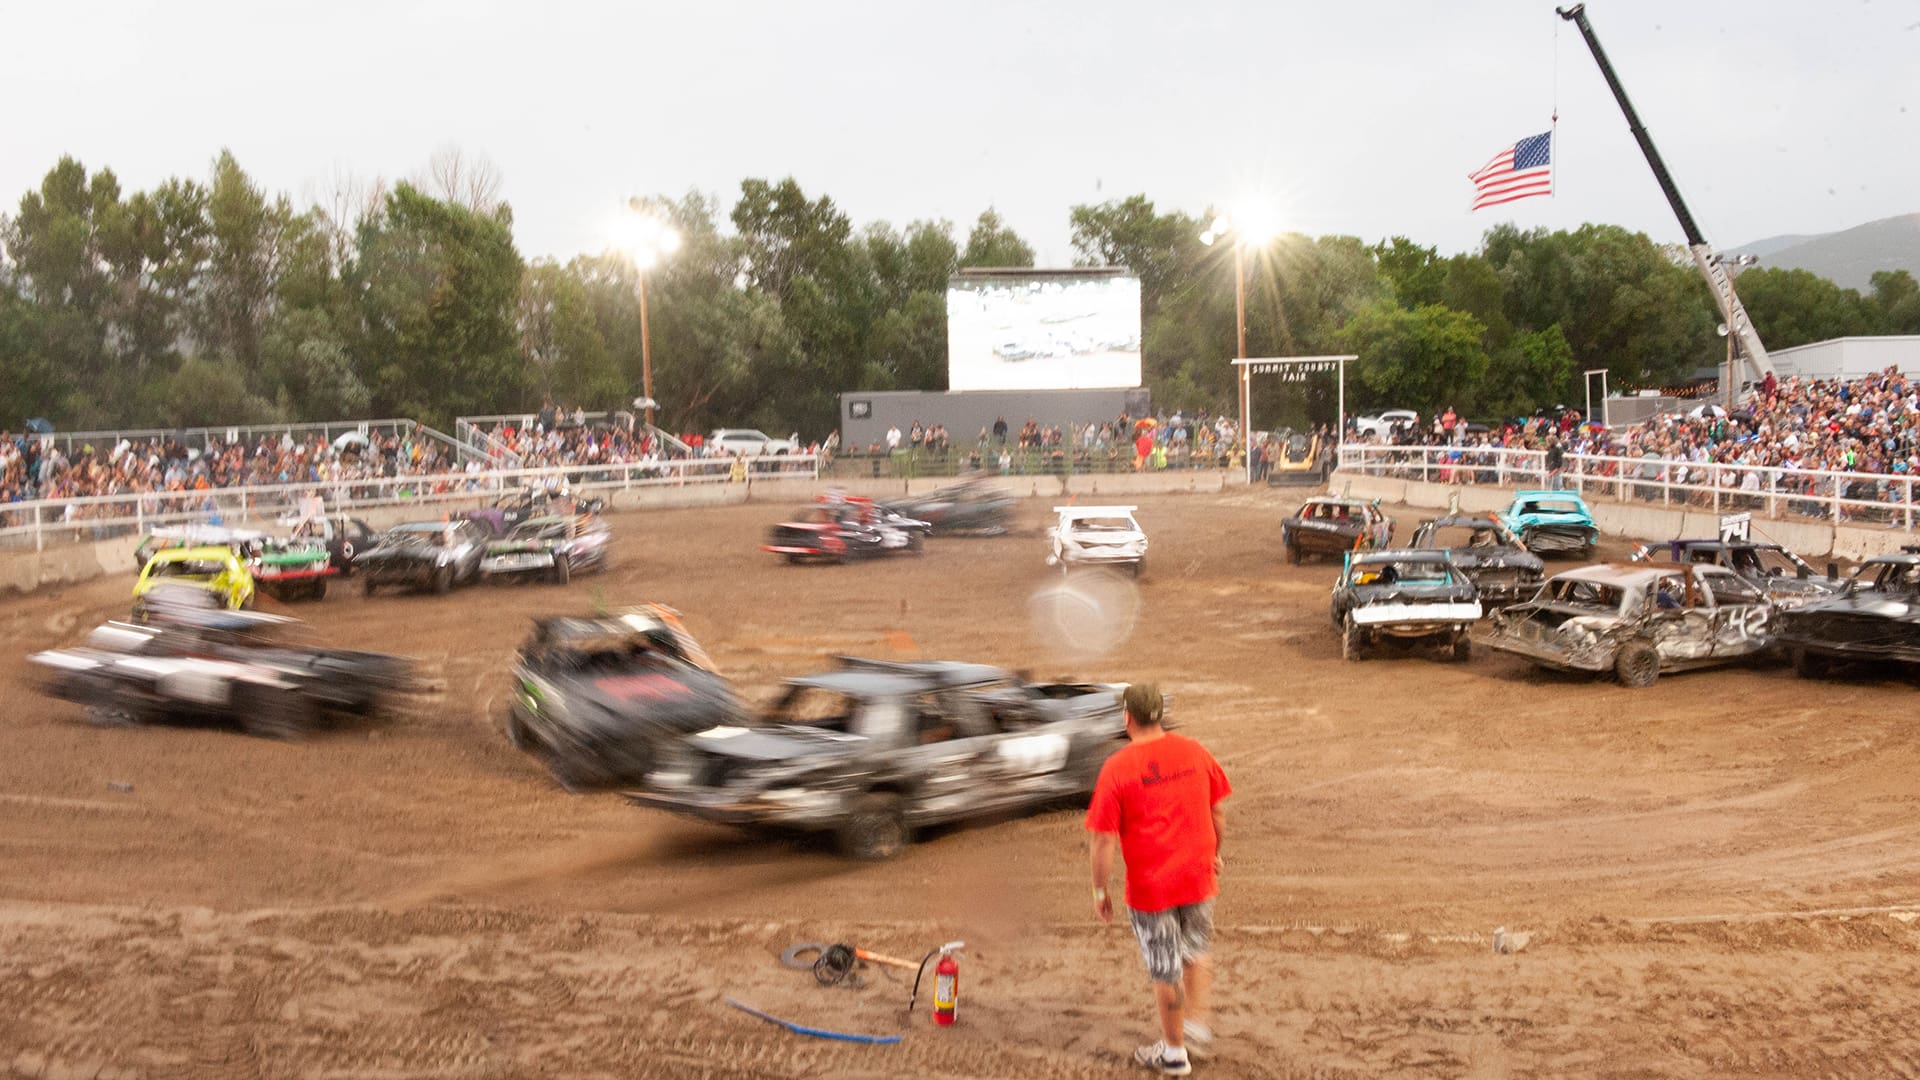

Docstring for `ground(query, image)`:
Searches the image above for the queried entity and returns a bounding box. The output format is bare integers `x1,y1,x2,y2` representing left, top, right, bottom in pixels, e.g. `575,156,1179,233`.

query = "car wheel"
363,577,378,598
432,565,453,595
553,553,572,586
241,686,316,740
310,580,328,602
1793,648,1831,680
1287,544,1302,566
1341,618,1365,661
909,532,924,555
84,701,146,728
1614,641,1660,688
785,554,803,565
837,793,908,860
504,711,532,750
338,541,356,577
1131,559,1144,579
1450,631,1472,663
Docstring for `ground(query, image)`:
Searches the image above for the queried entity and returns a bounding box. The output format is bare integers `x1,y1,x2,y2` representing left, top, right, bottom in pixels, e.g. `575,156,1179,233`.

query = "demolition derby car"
1648,539,1846,609
1281,495,1393,564
136,526,335,603
507,605,741,788
1499,490,1598,559
1047,505,1148,576
286,513,378,576
628,657,1127,859
882,477,1013,536
763,496,931,563
356,519,492,595
1485,563,1772,687
481,514,611,584
1774,548,1920,678
1329,550,1482,661
458,486,602,536
31,599,411,738
1409,514,1545,607
133,545,255,616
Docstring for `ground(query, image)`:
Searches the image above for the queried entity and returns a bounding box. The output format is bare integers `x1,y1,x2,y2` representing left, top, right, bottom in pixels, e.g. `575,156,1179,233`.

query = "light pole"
618,203,682,429
1200,210,1276,472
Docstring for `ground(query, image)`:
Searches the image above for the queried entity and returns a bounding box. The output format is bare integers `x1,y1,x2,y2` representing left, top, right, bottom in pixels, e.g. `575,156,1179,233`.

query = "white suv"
1352,409,1419,441
708,429,797,456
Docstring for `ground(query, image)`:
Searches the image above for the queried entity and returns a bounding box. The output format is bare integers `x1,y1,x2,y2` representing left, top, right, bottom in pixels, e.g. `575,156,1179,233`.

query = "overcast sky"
6,0,1916,266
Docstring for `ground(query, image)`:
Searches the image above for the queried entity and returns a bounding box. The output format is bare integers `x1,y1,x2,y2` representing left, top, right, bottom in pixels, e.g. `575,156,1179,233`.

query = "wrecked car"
1649,539,1846,610
31,605,411,738
481,514,611,584
356,519,491,595
627,657,1127,859
1408,514,1545,607
1485,563,1772,687
507,605,742,788
1281,495,1393,565
764,496,931,563
1773,548,1920,678
882,477,1013,536
1498,489,1598,559
1329,550,1482,661
1047,505,1148,576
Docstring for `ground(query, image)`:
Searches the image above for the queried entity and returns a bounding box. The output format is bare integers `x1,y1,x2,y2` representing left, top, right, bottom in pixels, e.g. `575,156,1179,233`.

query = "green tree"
1336,300,1490,413
1868,270,1920,335
961,208,1034,268
518,259,623,408
1728,266,1875,348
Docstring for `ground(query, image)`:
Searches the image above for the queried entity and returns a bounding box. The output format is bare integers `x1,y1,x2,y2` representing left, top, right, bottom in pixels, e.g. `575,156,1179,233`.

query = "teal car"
1498,490,1598,559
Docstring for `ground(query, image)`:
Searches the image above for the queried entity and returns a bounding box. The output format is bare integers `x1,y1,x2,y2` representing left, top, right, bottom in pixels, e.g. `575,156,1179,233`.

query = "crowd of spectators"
853,409,1242,475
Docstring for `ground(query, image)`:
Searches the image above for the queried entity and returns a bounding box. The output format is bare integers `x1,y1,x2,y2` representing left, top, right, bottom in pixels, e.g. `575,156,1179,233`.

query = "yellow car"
132,545,255,618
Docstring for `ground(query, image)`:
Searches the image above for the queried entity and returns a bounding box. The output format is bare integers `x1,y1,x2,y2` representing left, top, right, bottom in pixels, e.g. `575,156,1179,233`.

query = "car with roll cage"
1773,547,1920,678
1484,563,1773,687
763,495,931,563
355,519,491,595
134,525,334,603
1498,489,1598,559
881,476,1014,536
1046,504,1148,576
1408,514,1545,607
1641,538,1846,610
1280,495,1393,565
626,657,1127,859
1329,550,1483,661
481,513,611,584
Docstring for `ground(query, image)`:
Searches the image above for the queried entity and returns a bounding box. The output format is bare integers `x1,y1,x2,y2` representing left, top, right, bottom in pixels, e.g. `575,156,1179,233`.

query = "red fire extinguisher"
912,940,966,1026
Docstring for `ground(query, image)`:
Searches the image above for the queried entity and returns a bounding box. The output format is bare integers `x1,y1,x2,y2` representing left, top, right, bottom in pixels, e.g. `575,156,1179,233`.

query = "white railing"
0,454,819,553
32,418,424,455
1337,444,1920,531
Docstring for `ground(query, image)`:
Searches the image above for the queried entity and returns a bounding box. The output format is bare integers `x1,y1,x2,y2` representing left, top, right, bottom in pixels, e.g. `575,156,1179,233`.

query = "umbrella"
333,431,371,451
25,418,54,434
1688,404,1728,419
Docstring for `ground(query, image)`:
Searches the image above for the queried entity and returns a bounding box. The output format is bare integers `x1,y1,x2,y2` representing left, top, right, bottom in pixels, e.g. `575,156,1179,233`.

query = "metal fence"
1336,444,1919,530
0,454,819,552
826,443,1234,479
29,418,427,456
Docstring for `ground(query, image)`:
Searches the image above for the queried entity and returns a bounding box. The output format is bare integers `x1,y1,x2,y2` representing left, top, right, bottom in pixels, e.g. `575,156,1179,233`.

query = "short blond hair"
1122,682,1163,727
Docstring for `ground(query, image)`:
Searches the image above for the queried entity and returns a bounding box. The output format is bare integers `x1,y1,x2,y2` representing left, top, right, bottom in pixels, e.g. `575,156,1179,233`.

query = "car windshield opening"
1073,517,1134,531
1546,579,1627,610
763,686,857,733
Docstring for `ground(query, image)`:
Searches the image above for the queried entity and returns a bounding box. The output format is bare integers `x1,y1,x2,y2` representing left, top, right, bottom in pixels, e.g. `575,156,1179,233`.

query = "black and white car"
356,520,491,595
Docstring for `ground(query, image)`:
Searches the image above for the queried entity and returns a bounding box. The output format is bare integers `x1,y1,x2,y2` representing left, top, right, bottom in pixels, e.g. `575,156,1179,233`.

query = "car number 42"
998,733,1070,776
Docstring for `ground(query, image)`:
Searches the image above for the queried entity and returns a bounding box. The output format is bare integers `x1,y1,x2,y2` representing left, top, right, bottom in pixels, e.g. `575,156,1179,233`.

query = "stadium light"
618,202,682,427
1200,213,1266,465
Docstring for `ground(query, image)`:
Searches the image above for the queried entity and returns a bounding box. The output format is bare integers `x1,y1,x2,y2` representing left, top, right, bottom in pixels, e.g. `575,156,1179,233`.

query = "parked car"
627,657,1127,859
1773,548,1920,678
481,514,611,585
1329,550,1482,661
31,606,411,738
506,605,742,788
1281,496,1394,564
1499,489,1598,559
881,477,1013,536
1266,430,1329,486
132,545,255,618
1047,505,1148,576
356,519,491,595
764,496,930,563
709,429,798,457
1484,563,1772,687
1647,539,1847,610
1352,409,1419,441
1408,514,1545,607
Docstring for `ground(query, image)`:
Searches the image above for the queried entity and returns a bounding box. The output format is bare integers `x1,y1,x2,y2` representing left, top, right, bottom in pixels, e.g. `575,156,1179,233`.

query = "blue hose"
724,997,903,1045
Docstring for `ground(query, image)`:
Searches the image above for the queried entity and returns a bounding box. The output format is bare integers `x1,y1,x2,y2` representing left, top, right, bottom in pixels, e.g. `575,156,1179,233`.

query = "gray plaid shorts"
1129,900,1214,984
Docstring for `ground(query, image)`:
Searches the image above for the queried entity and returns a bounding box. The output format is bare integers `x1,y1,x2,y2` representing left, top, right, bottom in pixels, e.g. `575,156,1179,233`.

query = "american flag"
1469,131,1553,210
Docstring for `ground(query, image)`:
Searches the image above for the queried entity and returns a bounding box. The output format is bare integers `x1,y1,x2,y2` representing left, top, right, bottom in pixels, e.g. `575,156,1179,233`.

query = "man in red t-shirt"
1087,684,1231,1076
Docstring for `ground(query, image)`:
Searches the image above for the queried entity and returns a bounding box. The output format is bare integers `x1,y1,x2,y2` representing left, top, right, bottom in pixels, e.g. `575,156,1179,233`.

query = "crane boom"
1556,3,1775,383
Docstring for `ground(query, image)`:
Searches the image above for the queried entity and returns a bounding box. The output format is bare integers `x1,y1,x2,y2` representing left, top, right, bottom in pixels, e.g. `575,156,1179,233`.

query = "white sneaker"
1134,1040,1193,1076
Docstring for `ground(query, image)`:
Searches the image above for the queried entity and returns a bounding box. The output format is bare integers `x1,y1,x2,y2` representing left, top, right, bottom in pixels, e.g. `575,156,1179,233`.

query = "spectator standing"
1087,684,1231,1076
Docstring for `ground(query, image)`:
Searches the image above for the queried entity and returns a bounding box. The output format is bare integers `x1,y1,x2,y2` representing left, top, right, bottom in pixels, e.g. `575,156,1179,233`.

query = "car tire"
1793,648,1831,680
310,580,328,602
363,577,378,598
505,710,532,750
432,565,453,595
553,554,572,586
1450,631,1472,663
338,541,356,577
1131,559,1144,579
241,686,316,740
837,792,908,860
1288,544,1302,566
1614,641,1660,688
1341,618,1365,661
909,532,924,555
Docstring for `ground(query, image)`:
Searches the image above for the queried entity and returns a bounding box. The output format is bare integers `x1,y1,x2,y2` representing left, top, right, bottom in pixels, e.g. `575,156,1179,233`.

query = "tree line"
4,150,1916,437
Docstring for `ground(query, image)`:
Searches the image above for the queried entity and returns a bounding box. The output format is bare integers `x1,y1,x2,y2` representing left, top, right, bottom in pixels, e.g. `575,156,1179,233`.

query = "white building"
1767,336,1919,380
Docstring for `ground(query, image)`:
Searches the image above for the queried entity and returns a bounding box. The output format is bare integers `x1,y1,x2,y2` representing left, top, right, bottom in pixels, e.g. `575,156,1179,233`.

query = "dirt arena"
4,490,1919,1079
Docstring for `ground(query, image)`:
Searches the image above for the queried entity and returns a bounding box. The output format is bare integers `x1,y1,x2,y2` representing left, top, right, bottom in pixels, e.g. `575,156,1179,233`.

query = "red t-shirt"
1134,434,1154,458
1085,733,1231,913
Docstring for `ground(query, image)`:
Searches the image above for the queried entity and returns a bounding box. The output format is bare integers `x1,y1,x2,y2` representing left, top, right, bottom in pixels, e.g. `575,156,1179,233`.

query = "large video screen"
946,274,1142,392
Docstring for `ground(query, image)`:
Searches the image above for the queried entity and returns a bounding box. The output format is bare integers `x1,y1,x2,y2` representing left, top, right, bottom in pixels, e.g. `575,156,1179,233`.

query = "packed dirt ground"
4,489,1920,1079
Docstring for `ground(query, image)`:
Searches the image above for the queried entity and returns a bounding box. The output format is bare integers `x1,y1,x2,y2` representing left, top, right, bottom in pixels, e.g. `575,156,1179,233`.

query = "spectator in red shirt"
1087,683,1232,1076
1134,430,1155,472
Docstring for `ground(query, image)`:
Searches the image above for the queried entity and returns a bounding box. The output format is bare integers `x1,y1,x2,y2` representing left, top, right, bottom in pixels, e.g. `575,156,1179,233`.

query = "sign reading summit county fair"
945,271,1142,392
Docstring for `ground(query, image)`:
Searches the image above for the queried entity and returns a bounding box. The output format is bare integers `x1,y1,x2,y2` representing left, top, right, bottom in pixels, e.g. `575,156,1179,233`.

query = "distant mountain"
1730,212,1920,292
